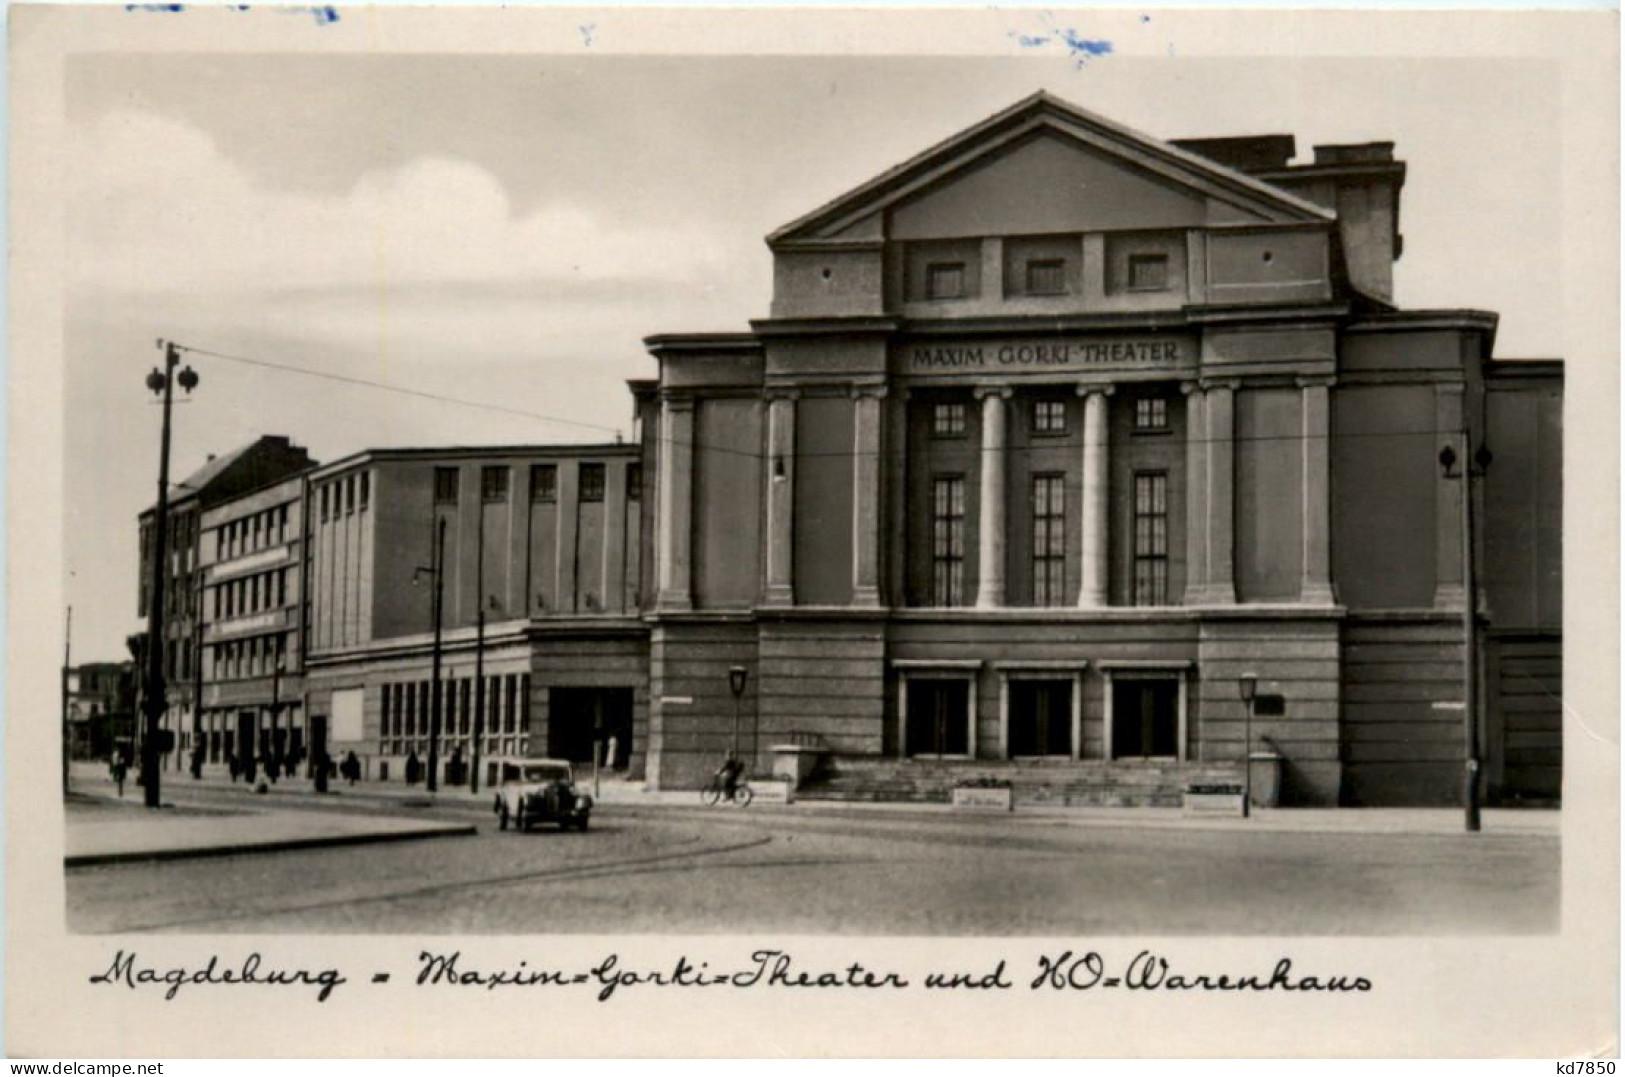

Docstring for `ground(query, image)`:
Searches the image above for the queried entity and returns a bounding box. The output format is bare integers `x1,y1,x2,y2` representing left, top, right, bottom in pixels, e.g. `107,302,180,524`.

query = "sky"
63,48,1566,659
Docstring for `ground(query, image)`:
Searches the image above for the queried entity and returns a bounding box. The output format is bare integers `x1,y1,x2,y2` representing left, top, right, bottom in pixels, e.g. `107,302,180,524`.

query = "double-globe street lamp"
140,341,200,808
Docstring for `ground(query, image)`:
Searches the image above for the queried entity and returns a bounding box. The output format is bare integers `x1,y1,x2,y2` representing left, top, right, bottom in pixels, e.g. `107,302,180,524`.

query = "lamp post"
1440,438,1491,833
141,340,200,808
1238,673,1257,820
471,496,487,796
728,666,748,764
415,516,448,793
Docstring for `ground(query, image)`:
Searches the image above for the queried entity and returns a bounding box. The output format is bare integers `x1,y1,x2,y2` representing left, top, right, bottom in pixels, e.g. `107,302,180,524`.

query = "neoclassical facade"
634,92,1562,805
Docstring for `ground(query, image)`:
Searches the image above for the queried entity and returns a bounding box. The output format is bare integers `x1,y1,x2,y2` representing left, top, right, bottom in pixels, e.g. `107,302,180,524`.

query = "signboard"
904,336,1193,376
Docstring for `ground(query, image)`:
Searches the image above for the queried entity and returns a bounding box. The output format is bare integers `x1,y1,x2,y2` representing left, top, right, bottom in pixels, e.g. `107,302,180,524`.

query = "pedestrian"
604,734,619,771
226,751,239,781
406,750,421,785
342,751,361,785
190,742,205,780
264,754,280,783
244,754,257,784
110,756,126,798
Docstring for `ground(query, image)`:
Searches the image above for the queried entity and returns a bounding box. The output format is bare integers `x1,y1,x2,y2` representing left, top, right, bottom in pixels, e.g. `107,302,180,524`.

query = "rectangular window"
627,463,642,501
279,504,289,541
579,463,606,502
345,476,356,514
481,465,510,503
1133,472,1170,606
932,475,966,607
434,467,460,504
1128,253,1170,292
1032,474,1066,606
504,674,518,733
319,486,330,522
1134,397,1169,431
359,473,370,511
404,682,417,737
1032,400,1067,435
1026,259,1066,296
931,402,966,438
530,464,558,503
926,262,966,301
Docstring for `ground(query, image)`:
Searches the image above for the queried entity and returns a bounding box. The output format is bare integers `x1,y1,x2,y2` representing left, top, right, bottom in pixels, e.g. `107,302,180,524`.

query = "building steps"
795,757,1245,808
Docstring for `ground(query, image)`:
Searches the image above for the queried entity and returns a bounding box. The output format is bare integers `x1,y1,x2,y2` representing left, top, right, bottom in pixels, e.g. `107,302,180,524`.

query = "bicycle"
701,771,754,807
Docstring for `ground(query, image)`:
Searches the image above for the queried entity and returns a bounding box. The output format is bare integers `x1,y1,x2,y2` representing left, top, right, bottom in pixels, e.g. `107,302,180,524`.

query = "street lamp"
1440,437,1492,833
141,340,200,808
1238,673,1257,820
728,666,748,762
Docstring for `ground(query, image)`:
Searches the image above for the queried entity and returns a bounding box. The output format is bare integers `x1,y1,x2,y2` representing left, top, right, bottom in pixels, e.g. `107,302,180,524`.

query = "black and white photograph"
8,3,1618,1059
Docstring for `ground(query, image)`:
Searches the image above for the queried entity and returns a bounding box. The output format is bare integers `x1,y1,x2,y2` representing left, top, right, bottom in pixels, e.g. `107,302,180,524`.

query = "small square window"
579,463,606,502
1134,398,1169,431
1032,400,1067,435
932,402,966,438
434,467,460,504
530,464,557,503
1128,253,1170,292
1026,259,1067,296
926,262,966,301
481,465,510,503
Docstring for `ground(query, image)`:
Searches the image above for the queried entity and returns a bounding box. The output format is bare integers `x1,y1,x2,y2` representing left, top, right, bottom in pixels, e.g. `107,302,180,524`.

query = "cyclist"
714,751,746,802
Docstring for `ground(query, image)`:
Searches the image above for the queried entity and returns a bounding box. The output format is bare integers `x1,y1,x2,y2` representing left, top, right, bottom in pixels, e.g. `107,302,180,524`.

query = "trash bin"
1248,751,1283,808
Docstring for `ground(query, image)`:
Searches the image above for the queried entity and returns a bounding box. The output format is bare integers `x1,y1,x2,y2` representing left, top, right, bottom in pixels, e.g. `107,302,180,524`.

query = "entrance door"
1111,678,1180,759
236,711,257,766
548,687,635,767
1008,680,1072,757
905,679,971,757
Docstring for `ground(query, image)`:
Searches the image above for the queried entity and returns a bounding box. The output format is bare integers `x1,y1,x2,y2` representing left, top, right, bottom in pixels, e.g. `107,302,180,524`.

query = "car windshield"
514,764,569,783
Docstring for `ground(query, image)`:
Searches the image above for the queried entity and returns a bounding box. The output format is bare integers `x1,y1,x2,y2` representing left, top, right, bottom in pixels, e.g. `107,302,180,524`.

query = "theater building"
635,92,1562,805
300,444,648,785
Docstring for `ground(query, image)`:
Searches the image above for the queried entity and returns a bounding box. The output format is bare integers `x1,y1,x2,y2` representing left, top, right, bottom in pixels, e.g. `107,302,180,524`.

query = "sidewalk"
65,788,476,868
67,761,1558,839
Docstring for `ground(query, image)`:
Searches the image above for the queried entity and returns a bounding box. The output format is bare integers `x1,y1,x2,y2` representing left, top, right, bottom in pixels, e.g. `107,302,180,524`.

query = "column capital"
973,384,1013,401
1295,375,1337,389
763,386,801,402
1075,383,1116,398
1434,380,1468,396
849,382,889,400
1200,378,1242,393
659,393,696,413
1179,379,1201,396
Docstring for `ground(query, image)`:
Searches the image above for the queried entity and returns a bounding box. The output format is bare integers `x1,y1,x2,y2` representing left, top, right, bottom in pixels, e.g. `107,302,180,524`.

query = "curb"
65,822,478,869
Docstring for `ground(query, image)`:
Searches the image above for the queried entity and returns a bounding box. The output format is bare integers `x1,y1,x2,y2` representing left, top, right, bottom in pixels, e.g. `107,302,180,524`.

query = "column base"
974,590,1005,610
1076,588,1109,610
1183,583,1237,606
1432,583,1467,611
763,585,794,607
1298,581,1338,606
655,591,694,613
852,585,882,608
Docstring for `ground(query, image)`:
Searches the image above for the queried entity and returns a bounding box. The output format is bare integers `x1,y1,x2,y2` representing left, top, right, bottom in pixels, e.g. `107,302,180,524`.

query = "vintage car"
492,757,593,832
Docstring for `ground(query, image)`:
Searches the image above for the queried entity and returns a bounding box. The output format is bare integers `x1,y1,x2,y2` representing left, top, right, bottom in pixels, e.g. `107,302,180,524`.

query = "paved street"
65,780,1558,936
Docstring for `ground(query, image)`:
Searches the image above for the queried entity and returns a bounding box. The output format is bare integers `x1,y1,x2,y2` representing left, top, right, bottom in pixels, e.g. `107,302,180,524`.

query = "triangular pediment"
769,92,1332,247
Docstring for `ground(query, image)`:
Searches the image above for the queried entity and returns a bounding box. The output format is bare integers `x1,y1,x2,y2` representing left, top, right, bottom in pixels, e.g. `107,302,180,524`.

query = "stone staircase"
795,756,1245,809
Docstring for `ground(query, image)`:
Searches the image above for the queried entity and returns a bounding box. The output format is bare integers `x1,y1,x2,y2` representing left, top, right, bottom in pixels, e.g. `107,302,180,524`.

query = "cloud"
67,108,738,296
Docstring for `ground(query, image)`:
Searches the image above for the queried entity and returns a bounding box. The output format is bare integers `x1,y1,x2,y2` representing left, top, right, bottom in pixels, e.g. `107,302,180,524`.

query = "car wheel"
575,816,590,832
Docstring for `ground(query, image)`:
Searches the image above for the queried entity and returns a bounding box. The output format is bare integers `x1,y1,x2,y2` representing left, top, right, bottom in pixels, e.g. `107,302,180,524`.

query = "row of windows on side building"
377,673,531,760
431,462,641,506
924,251,1169,301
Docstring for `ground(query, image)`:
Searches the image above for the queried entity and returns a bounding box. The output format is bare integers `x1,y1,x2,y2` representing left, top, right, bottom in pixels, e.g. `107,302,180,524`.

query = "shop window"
1128,253,1170,292
434,467,460,504
931,402,966,438
481,465,510,503
1032,474,1066,606
1133,471,1170,606
1026,259,1067,296
926,262,966,301
932,475,966,607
